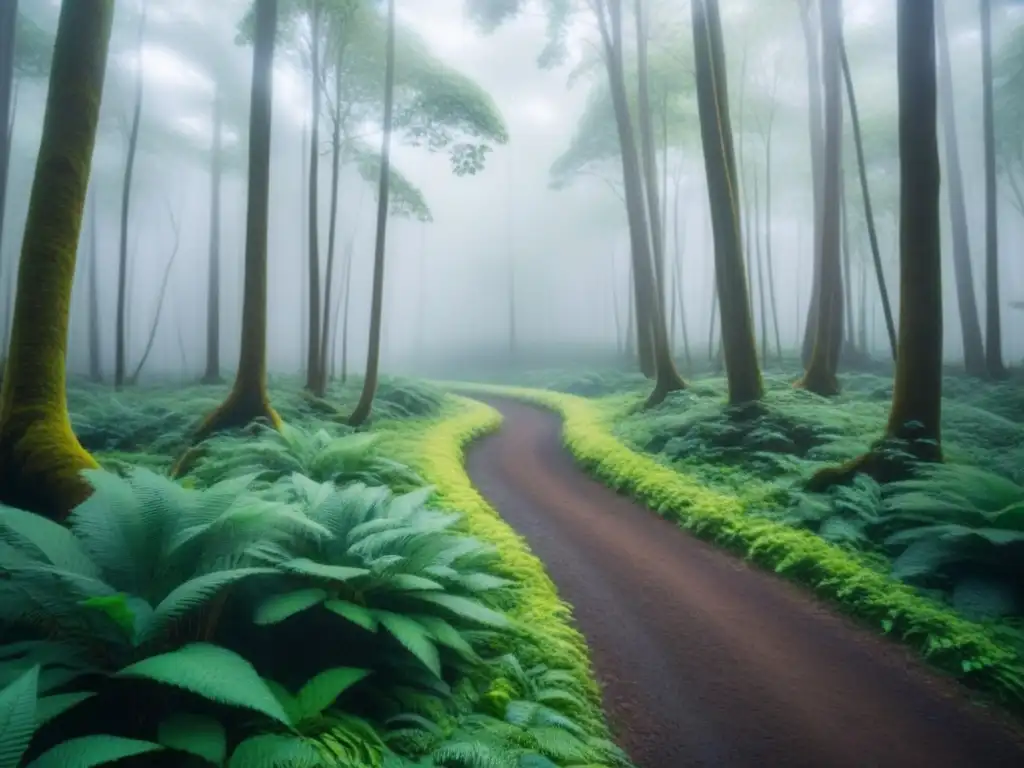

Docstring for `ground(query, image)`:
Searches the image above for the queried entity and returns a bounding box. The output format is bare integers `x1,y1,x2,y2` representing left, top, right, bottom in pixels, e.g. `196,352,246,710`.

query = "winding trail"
465,397,1024,768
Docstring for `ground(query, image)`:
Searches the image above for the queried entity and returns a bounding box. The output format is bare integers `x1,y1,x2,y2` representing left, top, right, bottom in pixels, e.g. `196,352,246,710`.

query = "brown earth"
465,397,1024,768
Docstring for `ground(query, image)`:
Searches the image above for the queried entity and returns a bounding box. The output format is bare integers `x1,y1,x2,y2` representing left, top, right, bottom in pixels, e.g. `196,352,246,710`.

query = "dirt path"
465,397,1024,768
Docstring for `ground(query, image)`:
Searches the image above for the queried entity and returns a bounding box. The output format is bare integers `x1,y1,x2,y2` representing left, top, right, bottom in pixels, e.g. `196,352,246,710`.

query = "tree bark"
87,191,102,382
692,0,762,403
935,0,986,376
840,35,897,360
980,0,1004,377
798,0,844,396
0,0,113,519
202,83,223,384
114,8,146,390
184,0,280,447
348,0,397,427
304,0,323,391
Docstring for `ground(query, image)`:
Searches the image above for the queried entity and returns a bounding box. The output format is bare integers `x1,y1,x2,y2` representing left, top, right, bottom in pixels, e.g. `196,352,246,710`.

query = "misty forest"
3,0,1024,766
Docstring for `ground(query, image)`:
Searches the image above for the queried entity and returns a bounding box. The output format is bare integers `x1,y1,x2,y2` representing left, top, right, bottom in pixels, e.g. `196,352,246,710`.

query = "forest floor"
466,396,1024,767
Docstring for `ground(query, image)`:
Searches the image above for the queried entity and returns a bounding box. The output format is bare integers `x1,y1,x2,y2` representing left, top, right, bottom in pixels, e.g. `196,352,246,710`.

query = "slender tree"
692,0,762,404
305,0,323,392
980,0,1004,377
348,0,397,427
936,0,985,376
0,0,113,520
87,190,102,382
184,0,280,445
798,0,844,396
202,83,224,384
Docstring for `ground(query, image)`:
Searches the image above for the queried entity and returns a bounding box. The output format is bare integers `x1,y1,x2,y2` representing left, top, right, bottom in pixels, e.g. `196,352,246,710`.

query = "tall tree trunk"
857,256,868,353
185,0,280,446
0,82,15,360
840,35,897,360
340,235,354,383
935,0,986,376
763,97,782,362
610,246,623,354
798,0,844,396
300,124,309,374
115,8,146,390
603,0,684,405
0,0,113,520
753,165,768,362
202,83,223,384
798,0,825,366
304,0,323,391
692,0,762,404
980,0,1004,377
671,166,692,365
87,191,102,382
841,174,855,349
0,0,16,325
348,0,396,427
625,261,635,358
317,44,345,397
129,206,180,384
888,0,943,455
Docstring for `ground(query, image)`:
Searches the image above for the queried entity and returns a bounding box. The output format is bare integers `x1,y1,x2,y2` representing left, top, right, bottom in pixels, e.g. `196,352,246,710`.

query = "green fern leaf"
228,734,324,768
295,667,371,720
158,713,227,765
25,736,163,768
140,567,278,643
280,557,370,583
0,665,39,768
324,599,378,631
254,589,329,625
378,612,441,677
35,692,94,726
416,616,477,661
117,643,291,726
0,506,99,577
407,593,509,627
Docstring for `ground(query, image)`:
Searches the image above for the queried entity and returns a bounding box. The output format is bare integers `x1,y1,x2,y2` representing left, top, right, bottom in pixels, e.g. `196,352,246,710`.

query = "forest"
1,0,1024,766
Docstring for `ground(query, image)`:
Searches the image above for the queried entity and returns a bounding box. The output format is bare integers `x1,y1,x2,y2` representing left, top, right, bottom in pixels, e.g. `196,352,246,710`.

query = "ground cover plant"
451,363,1024,714
0,378,626,768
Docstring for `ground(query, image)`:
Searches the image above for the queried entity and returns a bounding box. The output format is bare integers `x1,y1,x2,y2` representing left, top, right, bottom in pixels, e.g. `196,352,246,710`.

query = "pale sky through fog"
3,0,1023,380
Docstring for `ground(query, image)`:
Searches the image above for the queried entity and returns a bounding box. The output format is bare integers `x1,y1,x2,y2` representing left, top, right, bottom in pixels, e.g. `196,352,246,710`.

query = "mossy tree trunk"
87,191,102,382
840,35,897,360
887,0,943,455
202,83,223,384
114,8,146,391
348,0,397,427
304,0,323,392
935,0,985,376
0,0,113,520
798,0,844,397
980,0,1005,378
797,0,825,367
691,0,762,404
186,0,281,447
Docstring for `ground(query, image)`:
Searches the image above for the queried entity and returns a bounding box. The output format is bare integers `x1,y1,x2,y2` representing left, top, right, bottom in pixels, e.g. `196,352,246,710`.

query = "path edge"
383,394,622,753
447,382,1024,716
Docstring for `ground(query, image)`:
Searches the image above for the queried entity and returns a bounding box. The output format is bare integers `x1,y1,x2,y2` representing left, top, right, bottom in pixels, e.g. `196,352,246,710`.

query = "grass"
0,376,625,767
449,372,1024,715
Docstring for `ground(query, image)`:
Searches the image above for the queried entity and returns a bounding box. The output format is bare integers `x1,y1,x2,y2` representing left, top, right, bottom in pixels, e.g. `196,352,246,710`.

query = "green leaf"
254,589,329,625
117,644,291,726
35,692,95,726
280,558,370,583
0,665,38,768
228,734,325,768
25,736,163,768
0,505,98,577
406,592,509,627
377,612,440,677
79,594,137,639
295,667,371,720
416,616,477,661
324,599,378,632
158,714,227,765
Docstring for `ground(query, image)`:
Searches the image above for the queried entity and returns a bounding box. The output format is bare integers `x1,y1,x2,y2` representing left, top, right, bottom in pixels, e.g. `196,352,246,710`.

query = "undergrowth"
454,380,1024,716
0,385,624,767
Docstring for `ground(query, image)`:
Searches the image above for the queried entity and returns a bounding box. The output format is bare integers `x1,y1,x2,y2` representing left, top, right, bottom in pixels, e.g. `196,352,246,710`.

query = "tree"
810,0,943,490
797,0,844,396
692,0,762,405
347,0,397,427
980,0,1004,378
935,0,985,376
0,0,113,520
186,0,281,444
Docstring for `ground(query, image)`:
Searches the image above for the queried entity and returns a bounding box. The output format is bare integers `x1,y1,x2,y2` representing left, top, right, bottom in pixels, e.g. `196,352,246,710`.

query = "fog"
2,0,1022,383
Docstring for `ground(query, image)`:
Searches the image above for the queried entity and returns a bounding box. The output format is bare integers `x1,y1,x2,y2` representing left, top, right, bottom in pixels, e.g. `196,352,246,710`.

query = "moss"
381,395,617,746
452,382,1024,714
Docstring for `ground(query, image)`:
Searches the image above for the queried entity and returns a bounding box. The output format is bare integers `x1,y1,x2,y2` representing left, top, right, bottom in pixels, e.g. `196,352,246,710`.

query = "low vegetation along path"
465,397,1024,768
